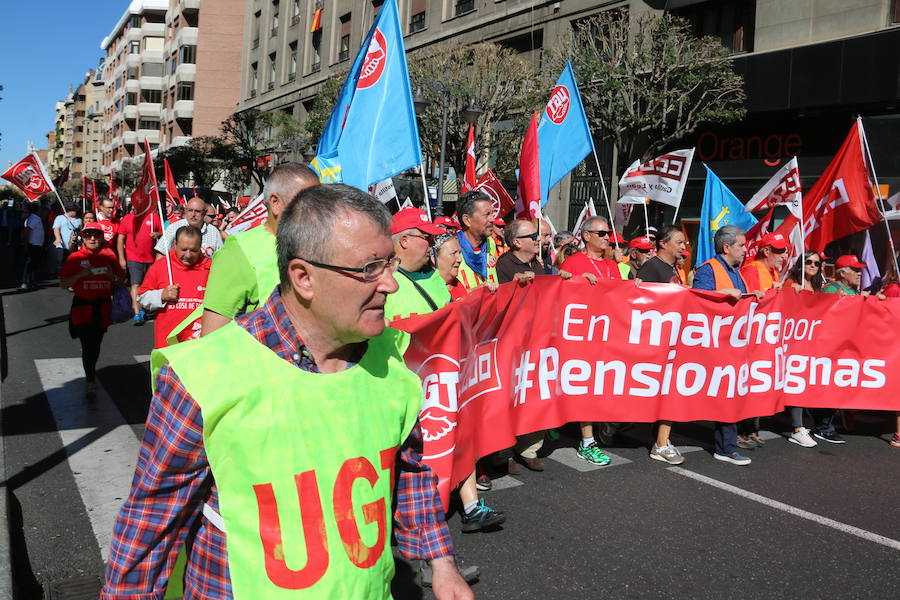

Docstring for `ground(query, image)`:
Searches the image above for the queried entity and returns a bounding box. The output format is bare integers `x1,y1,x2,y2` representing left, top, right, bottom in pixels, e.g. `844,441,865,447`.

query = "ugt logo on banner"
545,85,571,124
358,29,387,89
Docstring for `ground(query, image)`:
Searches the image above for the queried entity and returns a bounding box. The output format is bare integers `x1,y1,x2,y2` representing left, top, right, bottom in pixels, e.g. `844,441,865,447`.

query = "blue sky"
0,2,125,173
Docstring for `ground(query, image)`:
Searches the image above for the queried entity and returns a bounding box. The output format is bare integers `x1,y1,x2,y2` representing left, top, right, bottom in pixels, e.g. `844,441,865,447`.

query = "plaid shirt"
101,288,453,600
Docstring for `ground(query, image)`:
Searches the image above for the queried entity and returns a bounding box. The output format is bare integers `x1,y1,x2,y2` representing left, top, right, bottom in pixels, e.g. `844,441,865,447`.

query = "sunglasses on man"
584,229,611,237
516,232,539,241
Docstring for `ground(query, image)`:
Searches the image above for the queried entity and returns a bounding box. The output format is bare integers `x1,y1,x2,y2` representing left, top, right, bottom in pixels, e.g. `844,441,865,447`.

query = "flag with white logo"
225,194,267,235
1,152,55,201
618,148,695,209
746,157,802,218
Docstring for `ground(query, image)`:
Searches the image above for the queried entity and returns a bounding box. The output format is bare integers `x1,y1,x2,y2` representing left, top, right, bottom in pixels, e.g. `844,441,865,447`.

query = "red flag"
1,153,55,201
163,159,181,219
462,123,477,193
83,177,98,211
473,170,515,220
53,166,70,190
515,110,541,220
108,170,119,200
802,121,882,253
774,213,803,277
742,206,776,266
131,139,160,218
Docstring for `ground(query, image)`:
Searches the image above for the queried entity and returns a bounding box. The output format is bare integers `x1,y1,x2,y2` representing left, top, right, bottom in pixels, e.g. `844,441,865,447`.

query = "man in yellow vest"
740,231,788,293
692,224,762,467
456,191,499,291
102,184,472,599
200,163,319,336
384,206,451,322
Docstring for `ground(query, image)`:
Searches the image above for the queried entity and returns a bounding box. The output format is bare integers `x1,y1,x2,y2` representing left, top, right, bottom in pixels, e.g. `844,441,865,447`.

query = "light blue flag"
537,62,594,207
696,166,758,265
311,0,422,189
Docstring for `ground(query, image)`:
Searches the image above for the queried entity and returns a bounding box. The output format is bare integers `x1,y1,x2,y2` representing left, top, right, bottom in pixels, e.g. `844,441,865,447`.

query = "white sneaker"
649,443,685,465
788,427,817,448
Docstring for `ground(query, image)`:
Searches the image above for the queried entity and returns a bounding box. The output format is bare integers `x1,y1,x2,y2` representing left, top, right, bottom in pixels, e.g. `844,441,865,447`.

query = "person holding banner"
740,232,788,293
59,222,126,398
138,226,211,349
692,225,758,465
786,250,826,293
456,191,499,291
200,163,318,336
102,184,472,600
96,198,119,246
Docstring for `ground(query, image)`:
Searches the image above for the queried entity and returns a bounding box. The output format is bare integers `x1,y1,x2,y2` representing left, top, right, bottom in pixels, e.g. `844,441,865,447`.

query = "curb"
0,293,13,600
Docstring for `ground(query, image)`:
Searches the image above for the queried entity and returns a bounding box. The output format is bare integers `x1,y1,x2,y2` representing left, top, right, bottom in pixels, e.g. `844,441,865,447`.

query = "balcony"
139,75,164,90
176,26,198,47
173,100,194,119
125,79,140,93
126,28,142,43
175,63,196,83
121,131,138,145
170,135,192,147
124,105,139,119
137,128,160,144
138,102,161,118
126,53,141,68
142,22,165,37
141,49,164,62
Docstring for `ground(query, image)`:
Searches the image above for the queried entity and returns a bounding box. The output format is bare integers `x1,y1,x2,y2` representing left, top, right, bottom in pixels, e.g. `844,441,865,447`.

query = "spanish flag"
310,7,322,32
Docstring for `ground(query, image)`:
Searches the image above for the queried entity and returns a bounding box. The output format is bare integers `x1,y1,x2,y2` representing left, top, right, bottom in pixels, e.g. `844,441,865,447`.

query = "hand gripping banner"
392,277,900,507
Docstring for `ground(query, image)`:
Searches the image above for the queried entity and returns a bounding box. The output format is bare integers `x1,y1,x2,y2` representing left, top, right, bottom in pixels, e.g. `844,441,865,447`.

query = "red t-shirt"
448,278,468,301
119,212,161,263
60,247,124,328
97,219,119,247
560,252,622,280
139,250,211,348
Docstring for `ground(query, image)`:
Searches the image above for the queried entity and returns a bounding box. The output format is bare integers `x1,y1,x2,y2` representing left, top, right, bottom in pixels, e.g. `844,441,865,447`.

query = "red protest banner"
393,277,900,507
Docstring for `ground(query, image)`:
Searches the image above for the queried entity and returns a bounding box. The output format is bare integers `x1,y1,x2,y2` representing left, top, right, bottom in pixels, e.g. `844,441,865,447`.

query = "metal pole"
858,116,900,279
642,200,650,237
436,92,449,218
590,147,615,234
418,166,432,220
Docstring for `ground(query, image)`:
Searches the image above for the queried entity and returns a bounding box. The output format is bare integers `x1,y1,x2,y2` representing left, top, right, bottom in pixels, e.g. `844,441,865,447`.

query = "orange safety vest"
701,257,749,292
740,260,780,292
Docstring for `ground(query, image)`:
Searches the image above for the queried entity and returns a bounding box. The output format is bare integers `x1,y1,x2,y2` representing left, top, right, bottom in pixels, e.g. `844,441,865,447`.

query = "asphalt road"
2,281,899,599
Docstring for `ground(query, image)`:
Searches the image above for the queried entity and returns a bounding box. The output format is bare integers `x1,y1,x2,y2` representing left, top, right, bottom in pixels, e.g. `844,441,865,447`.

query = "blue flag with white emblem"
697,166,758,265
311,0,421,189
536,62,594,207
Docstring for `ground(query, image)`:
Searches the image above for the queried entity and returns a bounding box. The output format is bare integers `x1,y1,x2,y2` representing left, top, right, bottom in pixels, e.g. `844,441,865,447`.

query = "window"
253,10,261,48
268,53,277,89
141,62,163,77
311,31,321,73
130,41,141,54
672,0,756,53
140,89,161,103
144,37,164,52
292,0,301,25
271,5,280,36
250,62,259,96
893,0,900,23
126,91,137,105
409,0,426,34
455,0,475,16
339,13,351,62
130,15,141,28
288,42,298,81
179,45,196,64
127,67,139,80
139,119,159,131
176,82,194,101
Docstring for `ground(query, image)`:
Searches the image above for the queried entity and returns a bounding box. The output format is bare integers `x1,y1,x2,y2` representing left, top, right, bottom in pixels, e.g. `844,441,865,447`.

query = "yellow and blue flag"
696,166,757,265
537,62,594,207
312,0,421,190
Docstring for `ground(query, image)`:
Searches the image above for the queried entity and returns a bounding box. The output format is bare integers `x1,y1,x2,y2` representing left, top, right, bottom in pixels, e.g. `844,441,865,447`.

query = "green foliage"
219,108,309,190
0,185,26,203
550,9,746,170
157,136,232,189
303,69,347,144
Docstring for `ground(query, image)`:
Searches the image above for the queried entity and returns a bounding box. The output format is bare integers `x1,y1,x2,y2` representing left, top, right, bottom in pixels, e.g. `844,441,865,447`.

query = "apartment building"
159,0,244,152
100,0,168,174
46,102,66,175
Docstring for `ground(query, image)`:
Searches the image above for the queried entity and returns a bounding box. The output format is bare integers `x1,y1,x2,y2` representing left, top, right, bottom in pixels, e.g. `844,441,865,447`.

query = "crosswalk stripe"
546,447,632,472
133,355,151,364
35,358,141,561
490,475,524,490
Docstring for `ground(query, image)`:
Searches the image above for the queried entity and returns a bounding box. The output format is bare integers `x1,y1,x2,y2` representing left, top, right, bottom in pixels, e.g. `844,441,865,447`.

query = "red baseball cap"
493,217,506,227
610,231,627,245
434,216,459,230
391,207,444,235
834,255,866,269
760,232,789,251
628,235,654,251
82,222,104,233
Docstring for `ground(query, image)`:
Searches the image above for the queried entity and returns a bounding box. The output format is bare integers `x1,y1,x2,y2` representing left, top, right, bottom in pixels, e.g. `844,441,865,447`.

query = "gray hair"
582,215,609,232
714,224,744,254
263,162,318,208
553,230,574,248
391,228,420,243
504,219,533,248
277,184,391,287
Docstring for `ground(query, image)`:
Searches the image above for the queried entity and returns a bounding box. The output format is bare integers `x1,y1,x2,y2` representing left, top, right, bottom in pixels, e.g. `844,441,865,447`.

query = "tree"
552,9,746,169
158,136,232,188
219,109,308,190
303,68,348,144
409,43,543,178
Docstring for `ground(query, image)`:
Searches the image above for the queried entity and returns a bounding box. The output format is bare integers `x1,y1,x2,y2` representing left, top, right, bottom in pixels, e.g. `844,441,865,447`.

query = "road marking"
133,355,151,364
546,447,632,472
758,430,781,441
677,445,705,454
668,467,900,552
35,358,141,561
490,475,524,490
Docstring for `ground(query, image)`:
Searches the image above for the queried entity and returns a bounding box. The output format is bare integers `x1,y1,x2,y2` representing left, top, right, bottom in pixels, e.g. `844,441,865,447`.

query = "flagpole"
642,199,650,237
156,199,174,286
672,200,682,224
418,164,433,220
590,148,616,233
857,116,900,279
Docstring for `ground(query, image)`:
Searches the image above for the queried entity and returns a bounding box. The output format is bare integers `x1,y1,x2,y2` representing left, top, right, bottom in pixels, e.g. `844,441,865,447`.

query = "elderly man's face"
841,266,861,287
307,212,398,343
174,235,202,266
185,199,206,227
463,200,493,239
539,220,552,247
514,221,539,259
582,221,611,254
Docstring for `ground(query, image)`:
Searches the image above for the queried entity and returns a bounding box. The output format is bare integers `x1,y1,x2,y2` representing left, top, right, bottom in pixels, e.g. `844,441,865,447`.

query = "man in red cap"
623,235,654,280
384,206,452,322
434,216,460,233
491,217,509,256
740,231,788,293
822,255,866,296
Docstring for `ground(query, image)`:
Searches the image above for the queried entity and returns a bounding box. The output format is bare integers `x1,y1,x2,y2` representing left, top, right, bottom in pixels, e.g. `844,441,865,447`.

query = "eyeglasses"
772,248,787,255
636,248,652,254
584,230,611,237
82,231,103,238
297,255,401,282
516,232,539,241
405,233,432,242
805,259,821,266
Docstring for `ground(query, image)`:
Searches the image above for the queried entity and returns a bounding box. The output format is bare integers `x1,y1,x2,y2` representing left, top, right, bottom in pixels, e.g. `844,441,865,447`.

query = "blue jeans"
714,422,738,455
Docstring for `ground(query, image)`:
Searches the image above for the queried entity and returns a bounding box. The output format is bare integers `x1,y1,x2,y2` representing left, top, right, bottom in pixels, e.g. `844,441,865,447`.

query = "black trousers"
74,325,105,382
